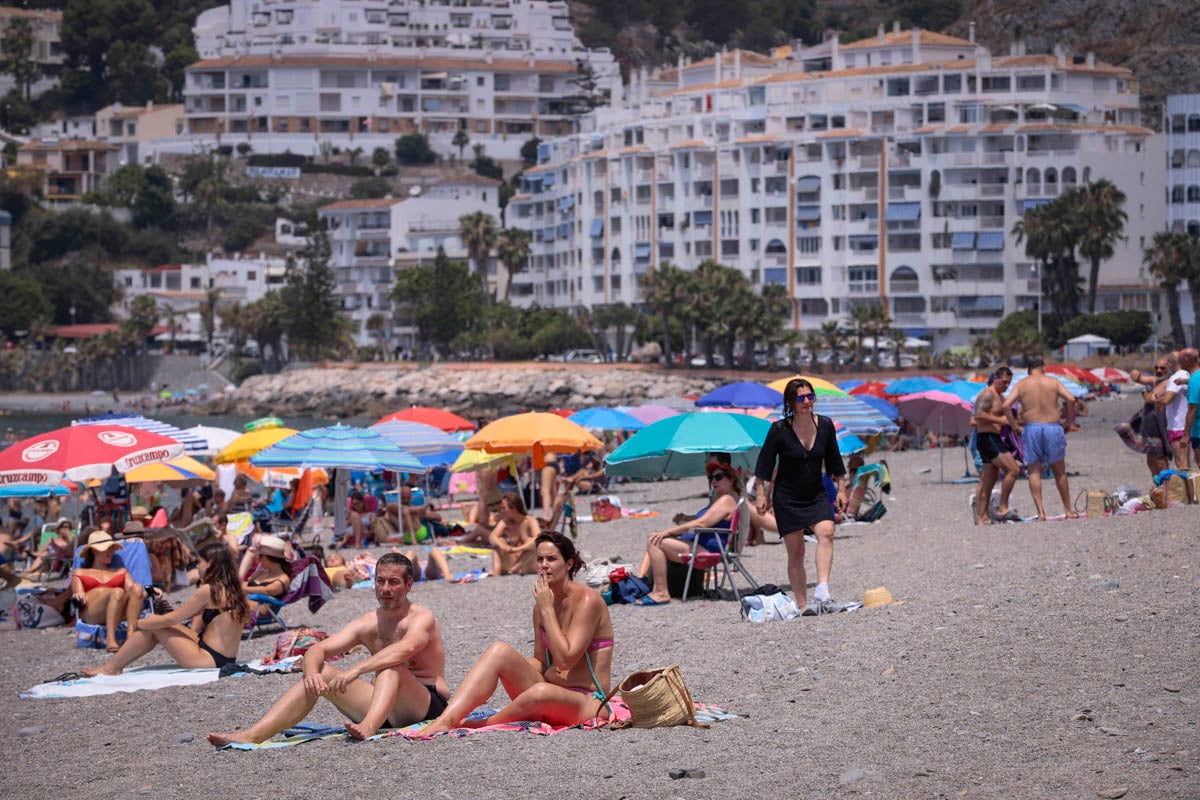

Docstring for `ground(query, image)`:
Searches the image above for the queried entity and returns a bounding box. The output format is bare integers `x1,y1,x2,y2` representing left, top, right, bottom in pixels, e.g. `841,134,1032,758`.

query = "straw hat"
251,534,288,559
484,488,503,506
122,520,145,535
82,530,123,554
862,586,896,608
54,517,72,530
129,505,150,519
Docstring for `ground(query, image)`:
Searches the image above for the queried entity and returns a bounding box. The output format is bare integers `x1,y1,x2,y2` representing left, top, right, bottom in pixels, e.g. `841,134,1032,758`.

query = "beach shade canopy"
125,455,216,486
567,407,646,432
895,391,976,437
848,382,891,399
251,424,423,472
622,404,684,425
237,462,329,490
214,424,299,465
766,375,847,397
695,381,784,409
74,413,208,454
0,425,185,486
375,406,476,433
937,380,989,404
813,395,900,436
465,412,603,468
182,425,241,457
1046,364,1102,386
1091,366,1130,384
605,412,771,479
370,420,466,468
885,376,947,396
855,395,900,420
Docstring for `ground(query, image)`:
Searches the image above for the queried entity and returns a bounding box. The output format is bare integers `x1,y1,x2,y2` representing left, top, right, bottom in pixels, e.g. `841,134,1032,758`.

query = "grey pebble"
170,733,194,744
1095,787,1128,799
17,725,44,736
668,768,705,780
1090,579,1119,590
839,767,865,785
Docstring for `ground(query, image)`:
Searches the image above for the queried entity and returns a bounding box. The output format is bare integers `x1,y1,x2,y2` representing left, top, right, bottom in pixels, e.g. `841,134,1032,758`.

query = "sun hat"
862,586,896,608
251,534,288,559
484,488,503,506
82,530,123,554
122,520,145,534
705,460,735,478
55,517,72,529
129,505,150,519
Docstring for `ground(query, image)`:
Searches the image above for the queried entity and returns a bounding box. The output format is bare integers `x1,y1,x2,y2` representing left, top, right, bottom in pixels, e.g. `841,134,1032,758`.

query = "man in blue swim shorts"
1002,357,1078,521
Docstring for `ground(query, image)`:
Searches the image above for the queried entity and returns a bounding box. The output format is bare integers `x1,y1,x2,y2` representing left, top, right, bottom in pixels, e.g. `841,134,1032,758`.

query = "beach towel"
443,545,493,557
285,555,334,614
213,699,740,750
19,658,301,699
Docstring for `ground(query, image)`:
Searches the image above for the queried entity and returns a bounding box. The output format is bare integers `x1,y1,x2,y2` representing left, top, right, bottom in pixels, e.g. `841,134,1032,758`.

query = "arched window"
1044,167,1058,184
765,238,787,254
610,247,621,263
1172,185,1185,204
1026,167,1040,192
1188,149,1200,168
1172,114,1186,133
889,265,919,294
1172,149,1186,168
1061,166,1077,185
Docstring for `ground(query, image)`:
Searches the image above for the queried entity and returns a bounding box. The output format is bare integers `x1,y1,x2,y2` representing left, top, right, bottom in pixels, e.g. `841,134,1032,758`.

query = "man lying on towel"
208,553,449,744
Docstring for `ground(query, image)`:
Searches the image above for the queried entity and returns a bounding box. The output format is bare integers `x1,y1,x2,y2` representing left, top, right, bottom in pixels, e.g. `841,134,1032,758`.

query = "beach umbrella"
74,413,208,454
695,381,784,409
237,462,329,490
849,382,891,399
548,408,575,418
855,395,900,420
813,395,900,436
1009,370,1088,398
885,376,946,396
182,425,241,457
214,424,299,465
1047,364,1102,386
766,375,847,397
0,425,185,487
124,455,216,486
0,484,71,498
449,448,518,474
622,404,684,425
895,390,975,483
604,412,771,479
1091,366,1129,384
938,380,989,404
465,412,603,468
370,420,466,468
375,406,476,433
833,423,867,455
838,379,864,391
567,407,646,432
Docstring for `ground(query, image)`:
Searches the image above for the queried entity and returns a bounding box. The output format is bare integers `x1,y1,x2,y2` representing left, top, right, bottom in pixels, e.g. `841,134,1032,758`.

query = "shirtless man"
973,367,1021,525
207,553,449,745
1001,357,1078,521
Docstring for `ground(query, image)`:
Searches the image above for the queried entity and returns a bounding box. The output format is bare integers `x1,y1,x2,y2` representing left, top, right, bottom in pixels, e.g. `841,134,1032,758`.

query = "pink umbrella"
0,425,186,487
623,404,684,425
896,390,976,483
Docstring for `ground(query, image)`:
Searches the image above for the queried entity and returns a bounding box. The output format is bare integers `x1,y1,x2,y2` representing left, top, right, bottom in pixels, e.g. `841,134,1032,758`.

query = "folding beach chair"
680,496,761,602
244,554,333,639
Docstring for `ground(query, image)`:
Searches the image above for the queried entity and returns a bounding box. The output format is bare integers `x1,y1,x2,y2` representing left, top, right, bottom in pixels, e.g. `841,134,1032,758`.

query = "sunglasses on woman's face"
795,392,816,403
709,473,731,483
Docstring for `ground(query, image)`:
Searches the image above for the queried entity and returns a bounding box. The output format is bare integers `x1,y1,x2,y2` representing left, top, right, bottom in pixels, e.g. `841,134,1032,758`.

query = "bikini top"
540,627,614,714
77,571,126,592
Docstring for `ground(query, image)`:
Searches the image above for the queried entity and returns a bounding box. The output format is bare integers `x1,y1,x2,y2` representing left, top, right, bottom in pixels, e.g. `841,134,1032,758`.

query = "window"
795,267,822,284
276,9,293,23
247,271,257,281
943,74,962,93
800,298,828,316
797,236,821,254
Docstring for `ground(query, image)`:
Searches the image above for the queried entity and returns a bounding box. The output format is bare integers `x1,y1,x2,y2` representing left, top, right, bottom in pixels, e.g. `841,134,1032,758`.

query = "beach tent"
1063,334,1111,361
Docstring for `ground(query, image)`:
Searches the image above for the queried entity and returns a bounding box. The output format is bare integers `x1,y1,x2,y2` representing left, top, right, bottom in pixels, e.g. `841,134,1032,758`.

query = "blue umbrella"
370,420,465,468
813,395,900,436
0,484,69,498
695,381,784,409
838,379,865,391
567,407,646,432
251,424,423,471
605,412,771,479
939,380,989,404
885,376,946,396
855,395,900,420
74,413,208,454
835,428,867,455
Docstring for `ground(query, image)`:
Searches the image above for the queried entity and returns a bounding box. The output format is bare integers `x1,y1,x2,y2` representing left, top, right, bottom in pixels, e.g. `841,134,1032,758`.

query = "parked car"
563,349,604,363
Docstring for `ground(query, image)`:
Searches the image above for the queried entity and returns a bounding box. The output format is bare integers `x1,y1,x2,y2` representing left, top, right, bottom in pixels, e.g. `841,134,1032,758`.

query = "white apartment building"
509,27,1166,350
1163,93,1200,339
155,0,617,162
318,174,502,349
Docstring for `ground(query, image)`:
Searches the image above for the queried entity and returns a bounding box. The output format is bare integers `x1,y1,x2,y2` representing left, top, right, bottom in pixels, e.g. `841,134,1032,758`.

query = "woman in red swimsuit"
415,531,614,737
71,531,147,653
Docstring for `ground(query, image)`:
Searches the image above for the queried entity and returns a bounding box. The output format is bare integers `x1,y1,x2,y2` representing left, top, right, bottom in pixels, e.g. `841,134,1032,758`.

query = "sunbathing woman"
241,534,291,617
415,531,613,736
82,542,250,676
22,518,76,578
489,492,539,576
71,530,148,653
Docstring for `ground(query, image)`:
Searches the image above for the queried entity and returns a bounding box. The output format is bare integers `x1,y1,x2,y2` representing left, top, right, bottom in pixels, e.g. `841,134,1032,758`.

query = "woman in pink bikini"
415,531,614,736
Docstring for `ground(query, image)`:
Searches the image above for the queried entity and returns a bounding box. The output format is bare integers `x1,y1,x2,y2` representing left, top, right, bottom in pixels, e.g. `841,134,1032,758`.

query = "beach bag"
856,500,887,523
16,593,65,630
1076,490,1118,519
74,620,126,649
590,497,621,522
1164,474,1188,506
1186,474,1200,505
607,568,651,604
614,665,707,729
740,592,802,623
265,627,328,665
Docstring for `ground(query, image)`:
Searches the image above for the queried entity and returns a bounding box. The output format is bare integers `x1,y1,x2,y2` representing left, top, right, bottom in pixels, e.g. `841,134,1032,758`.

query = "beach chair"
26,522,76,581
680,496,760,602
70,538,154,648
244,554,333,639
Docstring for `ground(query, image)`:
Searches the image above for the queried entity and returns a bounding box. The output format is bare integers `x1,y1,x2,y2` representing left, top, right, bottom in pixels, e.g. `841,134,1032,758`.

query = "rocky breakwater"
203,363,725,421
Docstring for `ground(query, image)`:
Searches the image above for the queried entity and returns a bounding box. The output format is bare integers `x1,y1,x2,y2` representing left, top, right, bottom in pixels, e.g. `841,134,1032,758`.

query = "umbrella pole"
333,469,348,542
938,413,945,483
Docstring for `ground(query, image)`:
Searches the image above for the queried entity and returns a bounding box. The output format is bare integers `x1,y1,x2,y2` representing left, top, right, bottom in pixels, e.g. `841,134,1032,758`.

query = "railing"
980,216,1006,228
979,183,1007,197
889,280,920,294
982,152,1009,165
858,156,880,170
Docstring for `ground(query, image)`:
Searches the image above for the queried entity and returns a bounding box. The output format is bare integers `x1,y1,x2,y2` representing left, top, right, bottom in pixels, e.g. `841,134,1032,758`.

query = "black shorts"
422,684,449,722
976,432,1010,463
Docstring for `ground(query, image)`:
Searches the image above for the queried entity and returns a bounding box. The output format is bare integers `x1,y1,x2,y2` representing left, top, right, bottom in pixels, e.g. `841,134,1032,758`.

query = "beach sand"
0,392,1195,799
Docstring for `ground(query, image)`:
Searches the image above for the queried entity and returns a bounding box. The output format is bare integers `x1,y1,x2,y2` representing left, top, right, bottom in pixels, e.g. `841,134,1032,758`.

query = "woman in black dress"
755,378,848,612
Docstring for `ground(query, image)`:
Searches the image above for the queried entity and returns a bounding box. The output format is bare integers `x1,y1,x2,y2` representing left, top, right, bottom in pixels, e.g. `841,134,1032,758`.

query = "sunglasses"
709,472,732,482
795,392,816,403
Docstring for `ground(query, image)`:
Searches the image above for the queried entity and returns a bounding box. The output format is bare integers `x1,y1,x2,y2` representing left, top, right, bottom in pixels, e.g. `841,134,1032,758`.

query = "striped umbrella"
855,395,900,420
814,395,900,436
74,413,207,454
832,422,867,455
251,424,422,471
370,420,466,468
125,455,217,486
766,375,848,397
183,425,241,457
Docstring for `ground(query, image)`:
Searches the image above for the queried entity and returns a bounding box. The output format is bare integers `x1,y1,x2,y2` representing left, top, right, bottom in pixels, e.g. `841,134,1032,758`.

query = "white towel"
20,657,299,699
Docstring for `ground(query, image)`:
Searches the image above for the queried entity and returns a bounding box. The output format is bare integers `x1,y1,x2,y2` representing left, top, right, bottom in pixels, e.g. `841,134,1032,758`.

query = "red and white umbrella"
1091,366,1130,384
0,425,185,487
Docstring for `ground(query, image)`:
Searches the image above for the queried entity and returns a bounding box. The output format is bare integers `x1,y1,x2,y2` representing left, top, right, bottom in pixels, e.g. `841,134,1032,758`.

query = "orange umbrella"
236,461,329,490
465,412,602,468
375,406,476,432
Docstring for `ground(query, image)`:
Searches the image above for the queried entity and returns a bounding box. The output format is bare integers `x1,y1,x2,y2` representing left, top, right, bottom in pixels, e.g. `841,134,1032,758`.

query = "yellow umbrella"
450,448,518,474
124,455,217,485
766,375,847,396
465,412,603,468
214,427,298,464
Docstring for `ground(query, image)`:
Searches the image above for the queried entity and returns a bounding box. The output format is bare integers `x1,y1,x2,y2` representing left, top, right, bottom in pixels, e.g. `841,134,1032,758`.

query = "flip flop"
632,596,669,606
1000,510,1022,522
49,672,82,683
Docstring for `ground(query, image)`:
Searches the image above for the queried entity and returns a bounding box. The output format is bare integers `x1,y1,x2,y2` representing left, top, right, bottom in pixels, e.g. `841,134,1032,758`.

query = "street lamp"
1030,264,1041,335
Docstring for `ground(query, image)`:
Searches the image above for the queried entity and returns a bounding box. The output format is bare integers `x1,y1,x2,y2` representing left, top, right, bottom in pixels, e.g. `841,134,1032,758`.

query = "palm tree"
801,331,823,373
1144,231,1191,347
820,321,844,373
452,129,470,163
1013,201,1082,331
159,303,178,353
639,262,693,366
887,326,908,371
848,304,875,368
1076,180,1128,314
199,288,220,356
495,227,532,302
365,311,390,358
458,211,498,297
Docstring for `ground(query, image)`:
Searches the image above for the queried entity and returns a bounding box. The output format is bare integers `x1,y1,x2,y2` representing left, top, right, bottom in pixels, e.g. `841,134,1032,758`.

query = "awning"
1021,198,1051,212
1058,103,1087,114
951,232,976,250
849,234,878,248
558,223,571,238
422,71,449,80
976,231,1005,251
542,173,556,187
959,296,1005,311
903,328,929,338
795,175,820,193
558,195,574,210
693,210,712,226
885,202,921,221
795,205,821,221
590,219,603,238
634,243,651,259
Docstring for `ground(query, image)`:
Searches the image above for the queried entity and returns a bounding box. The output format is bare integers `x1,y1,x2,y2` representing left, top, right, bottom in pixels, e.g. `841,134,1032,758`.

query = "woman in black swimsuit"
82,543,250,675
755,378,847,613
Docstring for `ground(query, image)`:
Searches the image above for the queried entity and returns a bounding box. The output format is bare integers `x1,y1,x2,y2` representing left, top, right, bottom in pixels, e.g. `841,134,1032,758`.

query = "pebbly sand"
0,392,1196,799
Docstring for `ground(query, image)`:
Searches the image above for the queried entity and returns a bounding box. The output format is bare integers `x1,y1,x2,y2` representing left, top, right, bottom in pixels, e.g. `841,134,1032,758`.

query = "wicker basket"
616,664,707,728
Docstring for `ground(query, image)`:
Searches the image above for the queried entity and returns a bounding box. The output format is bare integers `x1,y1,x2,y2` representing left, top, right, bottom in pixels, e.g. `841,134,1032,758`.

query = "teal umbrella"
604,412,771,479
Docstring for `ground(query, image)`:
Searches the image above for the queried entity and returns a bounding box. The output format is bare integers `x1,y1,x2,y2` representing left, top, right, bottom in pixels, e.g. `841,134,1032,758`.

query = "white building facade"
1163,93,1200,339
509,29,1165,350
156,0,617,161
318,175,502,349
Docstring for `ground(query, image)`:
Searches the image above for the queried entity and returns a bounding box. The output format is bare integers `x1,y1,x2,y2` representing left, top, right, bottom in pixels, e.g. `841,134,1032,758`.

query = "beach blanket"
20,658,301,699
214,699,739,750
443,545,493,557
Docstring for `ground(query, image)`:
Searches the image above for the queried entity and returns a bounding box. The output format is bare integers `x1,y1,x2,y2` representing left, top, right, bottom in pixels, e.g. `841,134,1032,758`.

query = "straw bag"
613,664,708,729
1075,490,1117,519
1163,474,1188,506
